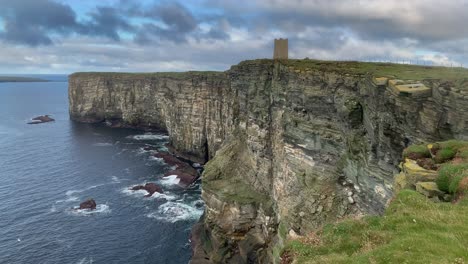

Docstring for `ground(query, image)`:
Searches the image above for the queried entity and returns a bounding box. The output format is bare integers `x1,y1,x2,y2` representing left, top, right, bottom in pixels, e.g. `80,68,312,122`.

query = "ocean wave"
111,175,122,183
69,204,111,216
160,175,180,186
134,148,148,156
126,133,169,141
65,184,104,196
121,187,177,201
148,156,163,162
55,196,79,204
92,142,113,147
146,202,203,223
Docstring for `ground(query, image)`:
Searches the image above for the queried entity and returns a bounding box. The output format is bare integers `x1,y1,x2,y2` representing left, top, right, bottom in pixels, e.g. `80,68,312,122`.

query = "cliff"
69,60,468,263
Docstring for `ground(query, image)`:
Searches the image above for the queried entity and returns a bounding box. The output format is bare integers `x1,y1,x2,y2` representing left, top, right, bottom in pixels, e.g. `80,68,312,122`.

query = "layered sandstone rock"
69,60,468,263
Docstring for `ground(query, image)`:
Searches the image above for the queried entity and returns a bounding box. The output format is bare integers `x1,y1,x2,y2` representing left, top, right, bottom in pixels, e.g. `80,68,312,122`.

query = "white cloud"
0,0,467,73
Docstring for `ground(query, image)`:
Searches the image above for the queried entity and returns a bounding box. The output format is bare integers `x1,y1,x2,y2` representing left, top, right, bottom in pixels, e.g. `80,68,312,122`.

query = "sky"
0,0,468,74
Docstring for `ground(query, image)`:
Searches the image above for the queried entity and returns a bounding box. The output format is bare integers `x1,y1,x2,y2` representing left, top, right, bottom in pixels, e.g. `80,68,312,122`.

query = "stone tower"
273,38,288,60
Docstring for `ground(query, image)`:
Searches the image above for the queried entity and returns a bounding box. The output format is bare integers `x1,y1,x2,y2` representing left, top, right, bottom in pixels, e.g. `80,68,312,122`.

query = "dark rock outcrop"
131,183,163,197
69,60,468,263
155,152,200,187
79,199,97,210
28,115,55,124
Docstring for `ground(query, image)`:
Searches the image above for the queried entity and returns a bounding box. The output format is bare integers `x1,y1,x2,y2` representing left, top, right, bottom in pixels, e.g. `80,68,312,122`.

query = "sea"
0,75,203,264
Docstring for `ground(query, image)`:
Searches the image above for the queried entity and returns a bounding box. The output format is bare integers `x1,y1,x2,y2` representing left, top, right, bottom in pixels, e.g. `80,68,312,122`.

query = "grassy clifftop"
236,59,468,90
71,59,468,90
284,140,468,264
285,59,468,82
69,71,223,80
284,190,468,264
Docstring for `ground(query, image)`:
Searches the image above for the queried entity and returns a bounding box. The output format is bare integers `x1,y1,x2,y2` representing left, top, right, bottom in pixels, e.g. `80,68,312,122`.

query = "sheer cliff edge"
69,59,468,263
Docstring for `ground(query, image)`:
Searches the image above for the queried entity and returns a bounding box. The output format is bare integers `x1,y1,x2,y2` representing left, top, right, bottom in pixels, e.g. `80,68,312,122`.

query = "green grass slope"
284,190,468,264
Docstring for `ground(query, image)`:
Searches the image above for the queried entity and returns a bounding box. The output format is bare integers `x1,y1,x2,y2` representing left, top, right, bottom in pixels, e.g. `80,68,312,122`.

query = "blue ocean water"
0,76,203,264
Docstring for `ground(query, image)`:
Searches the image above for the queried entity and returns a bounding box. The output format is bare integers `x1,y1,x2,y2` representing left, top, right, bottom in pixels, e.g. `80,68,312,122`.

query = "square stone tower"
273,38,288,60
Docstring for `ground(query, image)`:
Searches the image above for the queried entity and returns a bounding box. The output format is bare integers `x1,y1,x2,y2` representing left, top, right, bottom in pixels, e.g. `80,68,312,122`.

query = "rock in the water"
131,183,163,197
155,152,200,187
79,199,97,210
28,115,55,124
164,167,198,187
415,182,444,198
153,152,185,167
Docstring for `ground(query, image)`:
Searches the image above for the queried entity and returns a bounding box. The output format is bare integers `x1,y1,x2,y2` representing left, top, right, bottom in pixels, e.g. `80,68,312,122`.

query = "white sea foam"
150,192,177,201
121,187,148,197
92,142,113,147
192,163,202,168
111,176,121,183
121,186,176,200
148,156,163,162
65,184,103,196
160,175,180,186
134,148,148,156
126,133,169,141
56,195,80,204
159,146,169,152
191,199,205,209
146,202,203,223
70,204,111,216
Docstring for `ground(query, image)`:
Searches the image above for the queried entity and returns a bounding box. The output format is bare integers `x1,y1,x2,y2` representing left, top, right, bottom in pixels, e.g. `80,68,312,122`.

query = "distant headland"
0,76,48,83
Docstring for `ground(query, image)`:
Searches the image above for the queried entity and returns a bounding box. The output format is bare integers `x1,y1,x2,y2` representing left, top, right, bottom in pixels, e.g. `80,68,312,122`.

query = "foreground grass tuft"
402,140,468,195
437,164,468,194
285,190,468,264
402,144,431,159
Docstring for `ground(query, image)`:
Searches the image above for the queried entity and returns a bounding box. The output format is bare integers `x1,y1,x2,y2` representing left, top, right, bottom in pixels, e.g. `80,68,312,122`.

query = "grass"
202,135,271,207
284,59,468,85
402,144,431,159
69,71,225,80
402,140,468,194
72,59,468,90
437,164,468,194
284,190,468,264
434,148,457,163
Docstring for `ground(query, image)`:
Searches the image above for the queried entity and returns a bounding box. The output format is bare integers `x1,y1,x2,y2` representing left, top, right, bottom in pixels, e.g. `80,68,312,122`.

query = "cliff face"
69,60,468,263
69,72,234,163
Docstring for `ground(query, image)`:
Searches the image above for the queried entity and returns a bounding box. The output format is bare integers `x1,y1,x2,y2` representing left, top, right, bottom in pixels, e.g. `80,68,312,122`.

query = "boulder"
415,182,444,198
28,115,55,124
131,183,163,197
402,159,438,186
79,199,97,210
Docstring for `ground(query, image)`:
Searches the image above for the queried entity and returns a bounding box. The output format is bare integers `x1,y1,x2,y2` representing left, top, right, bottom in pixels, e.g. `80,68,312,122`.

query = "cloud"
0,0,79,45
0,0,467,73
132,2,199,43
80,6,135,41
212,0,468,41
